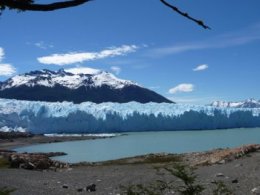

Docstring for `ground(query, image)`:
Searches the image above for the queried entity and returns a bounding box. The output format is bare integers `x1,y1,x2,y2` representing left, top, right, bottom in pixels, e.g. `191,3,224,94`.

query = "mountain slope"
0,68,173,104
211,99,260,108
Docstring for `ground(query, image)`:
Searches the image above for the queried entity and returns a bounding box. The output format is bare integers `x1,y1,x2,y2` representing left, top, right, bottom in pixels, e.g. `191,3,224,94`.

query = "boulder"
252,187,260,195
86,184,96,192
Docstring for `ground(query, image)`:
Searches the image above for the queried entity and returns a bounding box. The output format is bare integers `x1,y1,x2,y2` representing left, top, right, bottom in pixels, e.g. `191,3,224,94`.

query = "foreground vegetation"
0,157,10,169
121,163,233,195
0,187,15,195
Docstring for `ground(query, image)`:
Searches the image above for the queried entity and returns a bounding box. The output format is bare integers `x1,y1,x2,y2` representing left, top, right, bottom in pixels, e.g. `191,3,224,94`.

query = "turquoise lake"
15,128,260,163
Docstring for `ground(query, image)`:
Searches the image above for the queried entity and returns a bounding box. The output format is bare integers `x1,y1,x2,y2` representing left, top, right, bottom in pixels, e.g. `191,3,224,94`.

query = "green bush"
0,187,15,195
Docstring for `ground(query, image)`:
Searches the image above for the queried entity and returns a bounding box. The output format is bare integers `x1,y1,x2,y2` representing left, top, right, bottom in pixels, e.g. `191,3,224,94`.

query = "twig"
160,0,211,29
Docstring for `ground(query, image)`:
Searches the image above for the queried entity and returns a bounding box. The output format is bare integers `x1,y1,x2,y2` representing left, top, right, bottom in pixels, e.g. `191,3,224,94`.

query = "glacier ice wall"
0,98,260,134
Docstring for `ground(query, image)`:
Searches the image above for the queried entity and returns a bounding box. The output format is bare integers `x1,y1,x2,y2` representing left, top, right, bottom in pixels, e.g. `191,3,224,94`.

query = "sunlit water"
15,128,260,163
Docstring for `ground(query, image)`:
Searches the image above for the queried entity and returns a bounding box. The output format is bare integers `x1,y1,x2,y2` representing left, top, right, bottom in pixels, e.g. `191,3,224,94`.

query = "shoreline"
1,132,260,194
1,132,260,166
0,133,117,150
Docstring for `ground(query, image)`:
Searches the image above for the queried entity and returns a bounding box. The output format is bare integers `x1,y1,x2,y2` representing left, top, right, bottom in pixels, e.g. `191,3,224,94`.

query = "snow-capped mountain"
211,99,260,108
0,68,172,104
0,68,136,90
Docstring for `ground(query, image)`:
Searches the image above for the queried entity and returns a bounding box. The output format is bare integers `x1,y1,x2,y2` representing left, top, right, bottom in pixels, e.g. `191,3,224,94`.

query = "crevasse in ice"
0,98,260,134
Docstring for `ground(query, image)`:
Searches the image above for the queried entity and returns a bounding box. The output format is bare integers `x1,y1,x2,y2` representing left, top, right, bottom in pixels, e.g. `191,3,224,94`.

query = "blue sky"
0,0,260,104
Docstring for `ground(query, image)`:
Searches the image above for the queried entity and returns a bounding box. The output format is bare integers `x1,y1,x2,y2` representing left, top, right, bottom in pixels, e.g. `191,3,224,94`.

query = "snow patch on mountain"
0,68,138,90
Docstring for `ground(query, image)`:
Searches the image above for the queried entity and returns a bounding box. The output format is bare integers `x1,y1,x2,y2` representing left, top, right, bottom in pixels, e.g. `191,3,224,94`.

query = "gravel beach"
0,134,260,195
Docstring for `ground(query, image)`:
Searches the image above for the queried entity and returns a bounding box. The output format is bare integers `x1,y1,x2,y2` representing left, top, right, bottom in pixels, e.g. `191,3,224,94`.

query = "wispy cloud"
0,47,4,62
34,41,54,50
193,64,208,71
151,44,206,56
148,24,260,57
169,83,194,94
38,45,138,66
149,86,160,90
110,66,121,75
168,97,201,103
0,47,16,76
167,96,222,105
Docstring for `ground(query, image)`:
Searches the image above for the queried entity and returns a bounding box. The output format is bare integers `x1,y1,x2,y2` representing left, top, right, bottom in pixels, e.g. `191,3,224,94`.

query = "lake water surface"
16,128,260,163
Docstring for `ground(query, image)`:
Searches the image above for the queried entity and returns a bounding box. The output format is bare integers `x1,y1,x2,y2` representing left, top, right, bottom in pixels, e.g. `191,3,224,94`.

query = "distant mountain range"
0,68,173,104
211,99,260,108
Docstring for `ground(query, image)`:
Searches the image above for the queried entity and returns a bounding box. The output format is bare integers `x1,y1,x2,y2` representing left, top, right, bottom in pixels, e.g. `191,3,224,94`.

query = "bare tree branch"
0,0,92,12
0,0,210,30
160,0,211,30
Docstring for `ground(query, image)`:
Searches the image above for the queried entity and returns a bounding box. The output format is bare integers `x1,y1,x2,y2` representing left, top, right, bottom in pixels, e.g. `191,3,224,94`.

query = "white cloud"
110,66,121,75
65,66,101,75
34,41,54,50
0,64,16,76
193,64,208,71
38,45,138,66
169,83,194,94
0,47,16,76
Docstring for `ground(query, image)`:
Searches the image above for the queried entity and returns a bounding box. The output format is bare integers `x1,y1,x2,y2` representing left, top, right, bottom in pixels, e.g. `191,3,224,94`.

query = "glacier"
0,98,260,134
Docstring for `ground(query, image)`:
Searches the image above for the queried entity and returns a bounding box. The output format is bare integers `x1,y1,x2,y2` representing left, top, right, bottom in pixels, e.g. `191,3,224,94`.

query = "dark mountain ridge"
0,68,173,104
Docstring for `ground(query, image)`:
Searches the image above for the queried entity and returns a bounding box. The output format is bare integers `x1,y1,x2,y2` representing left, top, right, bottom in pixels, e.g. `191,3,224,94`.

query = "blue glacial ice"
0,98,260,134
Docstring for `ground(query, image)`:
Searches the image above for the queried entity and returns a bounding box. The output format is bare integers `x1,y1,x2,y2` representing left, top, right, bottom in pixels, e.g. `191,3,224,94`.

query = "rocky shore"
0,131,105,170
0,131,108,150
0,150,68,170
0,131,33,139
0,132,260,194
